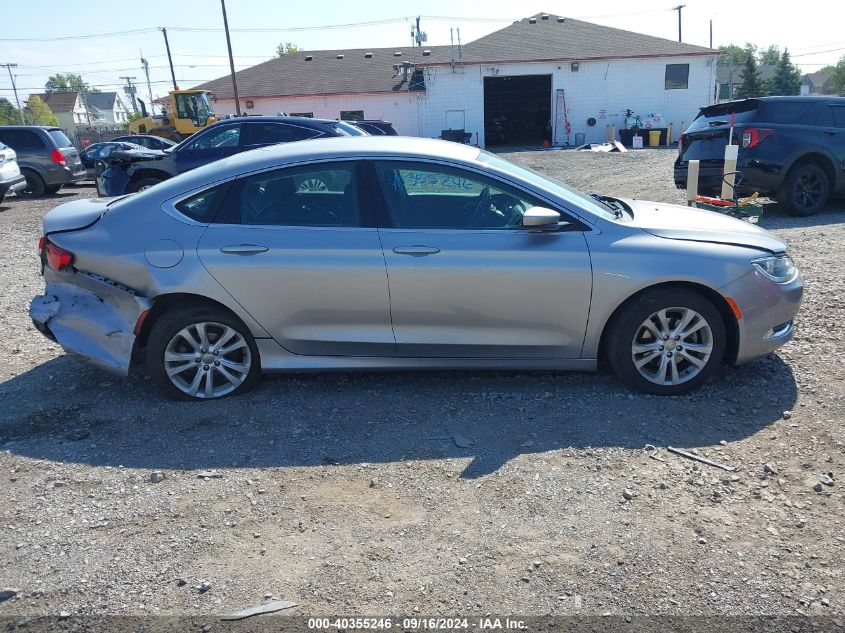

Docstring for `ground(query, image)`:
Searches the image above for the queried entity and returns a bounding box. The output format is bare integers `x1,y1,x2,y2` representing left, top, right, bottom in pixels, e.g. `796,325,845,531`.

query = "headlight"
752,255,797,282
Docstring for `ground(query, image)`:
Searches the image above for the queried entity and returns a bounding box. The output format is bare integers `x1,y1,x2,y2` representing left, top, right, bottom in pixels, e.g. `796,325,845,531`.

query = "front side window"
236,162,359,227
188,125,241,151
373,161,540,230
665,64,689,90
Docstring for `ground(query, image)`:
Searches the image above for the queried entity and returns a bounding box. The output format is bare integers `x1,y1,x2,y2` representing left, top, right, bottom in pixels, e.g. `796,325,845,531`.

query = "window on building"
718,83,730,100
340,110,364,121
245,100,255,109
665,64,690,90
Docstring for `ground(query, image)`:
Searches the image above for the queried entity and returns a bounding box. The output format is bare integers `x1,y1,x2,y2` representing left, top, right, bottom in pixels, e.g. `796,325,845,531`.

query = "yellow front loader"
128,89,218,142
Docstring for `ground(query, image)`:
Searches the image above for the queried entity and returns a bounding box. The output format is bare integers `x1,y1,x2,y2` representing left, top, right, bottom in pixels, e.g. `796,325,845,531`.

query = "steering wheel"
505,199,528,226
467,186,492,227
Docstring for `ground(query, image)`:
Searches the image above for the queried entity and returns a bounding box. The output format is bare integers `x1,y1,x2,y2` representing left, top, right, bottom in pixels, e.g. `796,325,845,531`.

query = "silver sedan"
30,137,803,400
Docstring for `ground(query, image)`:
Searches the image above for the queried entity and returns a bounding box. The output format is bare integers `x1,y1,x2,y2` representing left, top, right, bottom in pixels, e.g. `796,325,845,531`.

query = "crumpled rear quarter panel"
29,270,151,376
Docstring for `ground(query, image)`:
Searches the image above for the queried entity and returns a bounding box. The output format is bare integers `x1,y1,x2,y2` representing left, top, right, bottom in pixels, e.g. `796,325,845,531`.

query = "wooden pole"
721,144,738,199
687,160,700,206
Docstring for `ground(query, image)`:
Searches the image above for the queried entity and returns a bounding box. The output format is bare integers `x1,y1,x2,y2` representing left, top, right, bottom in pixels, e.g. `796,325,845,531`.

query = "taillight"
742,128,773,149
39,237,74,271
49,149,67,166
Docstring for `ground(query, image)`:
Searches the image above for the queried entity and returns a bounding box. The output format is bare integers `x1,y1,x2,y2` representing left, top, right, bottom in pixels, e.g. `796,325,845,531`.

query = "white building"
196,14,719,148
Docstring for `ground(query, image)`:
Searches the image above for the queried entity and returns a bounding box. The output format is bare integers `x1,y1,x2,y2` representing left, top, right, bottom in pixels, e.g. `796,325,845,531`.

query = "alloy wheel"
630,307,714,386
793,172,823,210
163,321,252,399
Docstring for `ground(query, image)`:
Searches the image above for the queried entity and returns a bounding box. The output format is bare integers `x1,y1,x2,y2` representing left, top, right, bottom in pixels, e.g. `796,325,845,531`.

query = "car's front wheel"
606,288,726,395
132,177,164,193
146,305,261,401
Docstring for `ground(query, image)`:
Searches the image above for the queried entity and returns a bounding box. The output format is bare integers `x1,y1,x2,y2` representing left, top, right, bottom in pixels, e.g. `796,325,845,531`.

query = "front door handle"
220,243,269,255
392,245,440,256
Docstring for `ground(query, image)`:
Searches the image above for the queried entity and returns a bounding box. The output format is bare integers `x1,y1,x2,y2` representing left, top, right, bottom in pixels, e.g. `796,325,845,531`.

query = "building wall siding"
211,54,716,148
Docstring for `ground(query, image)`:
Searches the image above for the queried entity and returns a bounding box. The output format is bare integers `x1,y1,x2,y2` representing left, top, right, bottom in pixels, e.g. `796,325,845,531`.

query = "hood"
621,199,786,254
108,147,167,165
43,197,112,234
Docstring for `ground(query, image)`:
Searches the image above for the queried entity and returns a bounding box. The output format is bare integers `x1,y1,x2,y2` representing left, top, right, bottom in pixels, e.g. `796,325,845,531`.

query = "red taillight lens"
741,128,773,149
49,149,66,165
41,238,74,271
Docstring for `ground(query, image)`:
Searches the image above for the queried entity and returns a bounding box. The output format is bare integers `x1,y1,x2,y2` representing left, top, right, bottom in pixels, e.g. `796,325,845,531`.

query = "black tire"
780,163,829,216
132,177,164,193
19,170,45,198
146,304,261,401
606,288,726,396
45,184,62,195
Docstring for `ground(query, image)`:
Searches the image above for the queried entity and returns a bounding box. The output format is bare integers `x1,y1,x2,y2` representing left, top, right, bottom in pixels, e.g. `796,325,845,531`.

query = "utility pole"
672,5,685,43
120,76,138,113
709,19,713,49
140,55,156,115
220,0,241,116
159,27,178,90
0,62,24,123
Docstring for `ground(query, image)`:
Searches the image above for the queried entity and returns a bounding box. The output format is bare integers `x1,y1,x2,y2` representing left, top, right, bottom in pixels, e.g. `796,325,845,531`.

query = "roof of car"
0,125,63,131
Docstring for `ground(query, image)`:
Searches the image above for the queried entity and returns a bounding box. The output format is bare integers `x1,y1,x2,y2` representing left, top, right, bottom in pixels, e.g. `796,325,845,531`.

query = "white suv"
0,141,26,204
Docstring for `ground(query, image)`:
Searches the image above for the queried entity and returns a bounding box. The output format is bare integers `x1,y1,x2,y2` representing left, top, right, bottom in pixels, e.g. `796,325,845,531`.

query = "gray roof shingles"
196,13,716,100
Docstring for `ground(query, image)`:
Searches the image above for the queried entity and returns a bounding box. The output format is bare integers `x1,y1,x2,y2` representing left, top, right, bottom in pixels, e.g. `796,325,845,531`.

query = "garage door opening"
484,75,552,148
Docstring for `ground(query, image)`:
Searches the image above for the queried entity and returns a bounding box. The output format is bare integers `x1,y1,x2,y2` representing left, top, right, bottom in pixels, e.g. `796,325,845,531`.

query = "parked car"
97,116,368,196
30,136,802,401
349,120,399,135
0,141,26,204
0,126,86,197
110,134,177,151
674,96,845,216
79,142,143,179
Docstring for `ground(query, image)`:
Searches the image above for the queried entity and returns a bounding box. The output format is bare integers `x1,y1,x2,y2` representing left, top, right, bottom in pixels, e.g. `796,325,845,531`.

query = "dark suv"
674,96,845,215
97,116,367,196
0,126,86,197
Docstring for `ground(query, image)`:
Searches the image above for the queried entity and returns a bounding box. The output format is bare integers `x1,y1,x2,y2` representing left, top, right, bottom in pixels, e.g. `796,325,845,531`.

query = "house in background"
32,91,89,131
714,65,777,103
195,13,719,148
83,92,131,125
801,71,833,95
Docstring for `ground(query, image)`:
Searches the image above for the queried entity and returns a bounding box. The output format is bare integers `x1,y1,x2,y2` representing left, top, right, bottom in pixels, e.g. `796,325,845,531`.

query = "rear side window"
0,129,45,150
245,122,321,145
758,102,815,124
688,101,759,132
175,184,228,223
48,130,72,148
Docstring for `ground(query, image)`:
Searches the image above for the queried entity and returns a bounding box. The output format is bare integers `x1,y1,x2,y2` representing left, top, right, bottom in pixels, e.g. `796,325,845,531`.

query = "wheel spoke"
216,364,242,386
177,327,201,352
203,369,214,398
219,358,249,374
641,320,664,341
673,308,695,336
655,309,670,334
656,354,669,383
632,341,661,354
196,323,209,351
678,350,706,369
165,351,198,363
166,361,196,377
186,367,205,396
681,341,713,354
635,350,660,368
681,318,707,338
669,357,680,385
220,338,247,355
210,326,237,353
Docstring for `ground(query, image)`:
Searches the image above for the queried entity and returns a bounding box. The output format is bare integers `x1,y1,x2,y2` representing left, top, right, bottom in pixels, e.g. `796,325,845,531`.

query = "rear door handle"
220,244,269,254
823,129,837,136
392,245,441,255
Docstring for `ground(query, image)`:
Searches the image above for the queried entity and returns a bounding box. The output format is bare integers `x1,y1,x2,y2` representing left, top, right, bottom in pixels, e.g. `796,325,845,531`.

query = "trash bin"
574,132,585,146
648,130,661,147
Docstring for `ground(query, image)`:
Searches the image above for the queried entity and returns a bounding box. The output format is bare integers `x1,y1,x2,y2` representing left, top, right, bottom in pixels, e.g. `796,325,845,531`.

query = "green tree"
829,56,845,95
0,98,22,125
758,45,781,66
45,73,99,94
26,95,58,125
275,42,302,57
718,43,756,67
770,49,802,95
736,54,766,98
124,111,144,130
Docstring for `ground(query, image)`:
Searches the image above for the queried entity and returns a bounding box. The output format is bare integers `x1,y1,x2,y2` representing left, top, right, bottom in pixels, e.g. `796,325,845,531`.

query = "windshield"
175,92,213,123
477,151,618,219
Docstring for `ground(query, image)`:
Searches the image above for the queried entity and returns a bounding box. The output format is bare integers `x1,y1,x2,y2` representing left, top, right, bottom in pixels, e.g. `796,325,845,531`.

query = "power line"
792,47,845,58
4,28,158,42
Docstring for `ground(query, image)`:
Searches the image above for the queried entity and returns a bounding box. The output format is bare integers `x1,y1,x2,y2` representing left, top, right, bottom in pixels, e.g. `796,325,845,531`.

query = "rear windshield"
49,130,73,148
687,100,759,133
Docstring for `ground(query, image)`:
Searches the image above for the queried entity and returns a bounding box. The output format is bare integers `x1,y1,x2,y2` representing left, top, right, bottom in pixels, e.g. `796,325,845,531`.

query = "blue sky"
2,0,843,106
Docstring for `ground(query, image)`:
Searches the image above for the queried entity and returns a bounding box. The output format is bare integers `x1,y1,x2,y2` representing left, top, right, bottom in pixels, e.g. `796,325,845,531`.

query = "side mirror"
522,206,563,229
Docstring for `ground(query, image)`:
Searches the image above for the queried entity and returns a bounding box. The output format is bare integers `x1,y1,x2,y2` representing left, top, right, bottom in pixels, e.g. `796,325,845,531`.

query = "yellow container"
648,130,661,147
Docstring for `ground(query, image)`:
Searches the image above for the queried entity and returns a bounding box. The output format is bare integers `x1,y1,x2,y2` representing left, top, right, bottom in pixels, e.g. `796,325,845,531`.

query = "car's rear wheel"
606,288,725,396
19,170,45,198
45,185,62,195
780,163,829,216
147,305,261,401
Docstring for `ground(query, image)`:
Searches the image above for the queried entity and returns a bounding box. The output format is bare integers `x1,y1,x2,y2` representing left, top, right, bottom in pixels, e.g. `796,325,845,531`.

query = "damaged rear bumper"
29,271,152,376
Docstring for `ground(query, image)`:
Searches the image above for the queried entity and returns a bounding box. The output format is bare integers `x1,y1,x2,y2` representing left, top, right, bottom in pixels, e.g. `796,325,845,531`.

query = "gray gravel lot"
0,149,843,620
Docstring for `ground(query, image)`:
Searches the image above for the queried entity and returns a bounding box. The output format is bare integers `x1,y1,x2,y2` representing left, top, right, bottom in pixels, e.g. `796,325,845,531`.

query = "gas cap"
145,239,184,268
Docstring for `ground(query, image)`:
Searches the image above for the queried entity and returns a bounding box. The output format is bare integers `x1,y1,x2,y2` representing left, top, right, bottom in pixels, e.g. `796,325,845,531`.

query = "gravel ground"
0,150,843,621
